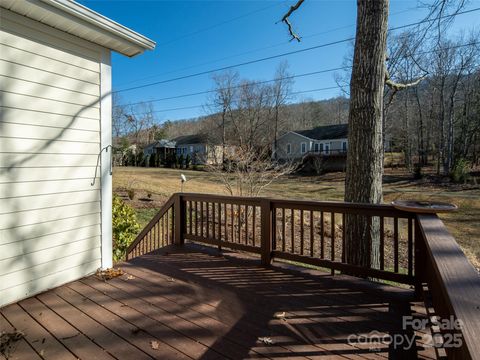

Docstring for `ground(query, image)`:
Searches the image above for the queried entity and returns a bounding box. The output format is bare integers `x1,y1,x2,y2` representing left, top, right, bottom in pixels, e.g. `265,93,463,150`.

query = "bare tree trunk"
345,0,389,269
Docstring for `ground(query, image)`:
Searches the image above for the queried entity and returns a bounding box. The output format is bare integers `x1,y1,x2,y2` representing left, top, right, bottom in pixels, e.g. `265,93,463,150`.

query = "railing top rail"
417,214,480,360
177,193,413,218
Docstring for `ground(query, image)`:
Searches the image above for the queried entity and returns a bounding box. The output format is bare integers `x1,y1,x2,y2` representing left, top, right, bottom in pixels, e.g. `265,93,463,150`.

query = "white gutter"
40,0,155,52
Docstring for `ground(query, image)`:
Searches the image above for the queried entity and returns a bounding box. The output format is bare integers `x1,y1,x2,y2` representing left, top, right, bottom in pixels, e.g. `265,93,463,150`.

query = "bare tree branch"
280,0,305,42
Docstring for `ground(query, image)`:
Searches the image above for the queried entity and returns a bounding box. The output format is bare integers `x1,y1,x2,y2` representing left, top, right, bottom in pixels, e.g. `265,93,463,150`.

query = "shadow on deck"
1,243,436,360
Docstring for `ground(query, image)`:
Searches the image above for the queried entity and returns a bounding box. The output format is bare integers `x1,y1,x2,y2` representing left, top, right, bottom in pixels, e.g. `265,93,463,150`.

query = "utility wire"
116,41,479,109
113,6,434,88
118,66,350,107
115,38,354,93
114,7,480,94
156,2,284,47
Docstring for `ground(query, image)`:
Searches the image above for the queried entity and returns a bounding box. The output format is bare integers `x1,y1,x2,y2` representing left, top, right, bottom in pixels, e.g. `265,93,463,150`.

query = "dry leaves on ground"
0,330,25,358
95,268,124,280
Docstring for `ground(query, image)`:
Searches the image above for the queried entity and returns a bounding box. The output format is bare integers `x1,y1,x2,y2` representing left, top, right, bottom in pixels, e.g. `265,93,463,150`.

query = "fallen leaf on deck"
274,312,286,319
126,275,135,280
0,330,25,357
95,268,124,280
258,337,274,345
150,340,160,350
168,278,175,282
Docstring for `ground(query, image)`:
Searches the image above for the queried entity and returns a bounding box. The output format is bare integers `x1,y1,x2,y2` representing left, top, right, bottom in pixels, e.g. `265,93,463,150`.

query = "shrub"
450,158,471,184
185,154,191,169
178,154,184,169
112,195,140,261
413,163,423,180
127,188,135,200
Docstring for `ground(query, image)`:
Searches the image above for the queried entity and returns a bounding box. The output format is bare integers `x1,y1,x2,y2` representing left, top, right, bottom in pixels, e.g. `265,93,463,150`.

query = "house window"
342,142,347,152
314,143,319,152
301,143,307,154
325,144,330,154
286,143,291,154
190,145,194,153
319,143,324,153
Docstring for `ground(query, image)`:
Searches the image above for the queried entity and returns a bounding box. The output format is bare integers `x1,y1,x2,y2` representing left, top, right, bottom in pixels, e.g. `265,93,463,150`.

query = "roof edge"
40,0,155,53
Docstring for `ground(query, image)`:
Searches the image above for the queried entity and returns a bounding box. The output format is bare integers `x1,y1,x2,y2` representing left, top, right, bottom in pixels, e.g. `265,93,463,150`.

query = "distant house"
143,139,176,164
274,124,348,161
174,134,221,165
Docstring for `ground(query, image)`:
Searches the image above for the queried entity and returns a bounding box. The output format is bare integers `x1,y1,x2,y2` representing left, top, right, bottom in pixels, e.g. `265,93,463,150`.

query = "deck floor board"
1,243,436,359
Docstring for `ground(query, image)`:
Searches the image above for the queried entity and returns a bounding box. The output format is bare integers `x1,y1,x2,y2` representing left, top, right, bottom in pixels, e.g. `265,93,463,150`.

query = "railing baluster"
408,217,413,276
206,202,210,239
231,204,234,242
291,209,295,253
394,217,399,273
245,205,249,245
252,206,256,246
310,210,314,257
282,208,286,252
200,201,204,238
300,210,304,255
188,201,192,235
320,211,324,258
380,216,385,270
330,213,335,257
342,213,345,263
194,201,198,236
238,204,241,243
212,202,216,240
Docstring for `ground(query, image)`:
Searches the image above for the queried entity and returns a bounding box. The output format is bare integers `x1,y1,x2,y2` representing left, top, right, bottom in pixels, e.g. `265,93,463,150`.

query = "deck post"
260,198,273,265
414,218,424,300
174,194,185,246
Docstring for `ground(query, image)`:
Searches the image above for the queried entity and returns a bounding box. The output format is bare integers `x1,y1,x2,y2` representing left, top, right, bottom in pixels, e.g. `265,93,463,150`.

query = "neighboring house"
143,139,176,164
173,134,222,165
0,0,154,307
274,124,349,161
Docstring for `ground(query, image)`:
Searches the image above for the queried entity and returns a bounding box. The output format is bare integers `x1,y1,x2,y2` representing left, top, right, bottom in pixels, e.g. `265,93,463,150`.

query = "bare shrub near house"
207,146,296,197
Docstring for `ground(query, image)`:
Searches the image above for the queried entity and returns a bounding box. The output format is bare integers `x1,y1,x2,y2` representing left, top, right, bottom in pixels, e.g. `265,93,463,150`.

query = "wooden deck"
1,243,437,360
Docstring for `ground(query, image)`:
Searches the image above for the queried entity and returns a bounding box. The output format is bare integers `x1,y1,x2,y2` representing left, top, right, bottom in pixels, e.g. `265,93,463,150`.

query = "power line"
114,7,480,94
118,66,350,107
115,7,415,88
114,38,354,93
128,41,479,118
156,2,284,47
116,40,479,109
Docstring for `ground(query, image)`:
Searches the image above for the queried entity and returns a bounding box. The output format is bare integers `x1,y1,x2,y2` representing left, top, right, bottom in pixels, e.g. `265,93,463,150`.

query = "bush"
178,154,184,169
450,158,471,183
112,195,140,261
185,154,191,169
413,163,423,180
127,188,135,200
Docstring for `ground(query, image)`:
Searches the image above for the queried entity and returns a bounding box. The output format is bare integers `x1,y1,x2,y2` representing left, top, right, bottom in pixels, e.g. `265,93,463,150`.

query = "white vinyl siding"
0,9,103,307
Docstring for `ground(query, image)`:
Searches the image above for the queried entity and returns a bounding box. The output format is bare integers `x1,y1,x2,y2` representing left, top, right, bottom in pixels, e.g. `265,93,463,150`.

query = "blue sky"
79,0,479,123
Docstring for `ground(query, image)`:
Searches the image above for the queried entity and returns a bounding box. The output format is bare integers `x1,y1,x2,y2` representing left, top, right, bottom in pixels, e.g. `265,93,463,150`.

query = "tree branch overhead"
280,0,305,42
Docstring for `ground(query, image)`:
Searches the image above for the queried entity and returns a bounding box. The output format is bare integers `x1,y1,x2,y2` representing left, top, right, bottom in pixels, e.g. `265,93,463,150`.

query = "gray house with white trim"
273,124,348,161
0,0,154,307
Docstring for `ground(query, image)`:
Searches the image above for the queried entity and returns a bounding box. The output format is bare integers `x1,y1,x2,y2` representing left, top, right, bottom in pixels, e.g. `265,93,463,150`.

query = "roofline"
42,0,155,54
1,0,155,57
277,131,314,142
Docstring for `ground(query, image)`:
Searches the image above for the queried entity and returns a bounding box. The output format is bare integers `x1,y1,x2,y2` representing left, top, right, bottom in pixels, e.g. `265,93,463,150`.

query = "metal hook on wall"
91,144,113,186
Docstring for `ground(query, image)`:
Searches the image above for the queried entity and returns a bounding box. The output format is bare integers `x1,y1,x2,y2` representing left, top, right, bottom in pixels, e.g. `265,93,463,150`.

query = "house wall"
176,143,221,165
0,9,104,307
275,132,348,161
274,132,313,160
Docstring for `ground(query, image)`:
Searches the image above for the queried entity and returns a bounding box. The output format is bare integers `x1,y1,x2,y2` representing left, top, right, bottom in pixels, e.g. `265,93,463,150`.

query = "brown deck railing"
126,192,480,360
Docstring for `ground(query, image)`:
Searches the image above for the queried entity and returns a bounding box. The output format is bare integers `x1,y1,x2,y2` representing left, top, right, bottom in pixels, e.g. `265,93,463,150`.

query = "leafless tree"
208,70,239,164
208,145,296,197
